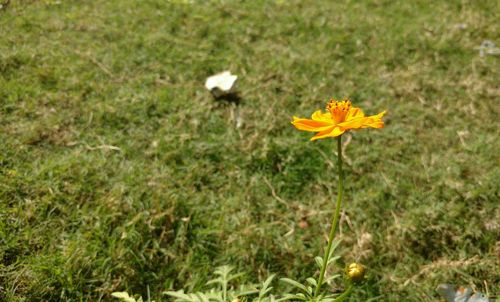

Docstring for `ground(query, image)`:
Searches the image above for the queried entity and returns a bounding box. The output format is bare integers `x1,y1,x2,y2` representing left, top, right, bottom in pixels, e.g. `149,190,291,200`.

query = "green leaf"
306,278,317,287
206,278,224,286
227,272,246,283
325,274,341,284
204,290,223,302
214,266,234,278
236,289,259,297
327,255,341,266
325,241,341,264
111,292,138,302
164,290,195,302
279,278,308,294
275,294,307,302
315,256,324,269
195,292,210,302
259,274,275,299
306,286,313,295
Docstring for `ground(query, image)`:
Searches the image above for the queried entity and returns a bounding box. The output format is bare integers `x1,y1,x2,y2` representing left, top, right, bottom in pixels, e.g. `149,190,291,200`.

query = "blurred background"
0,0,498,301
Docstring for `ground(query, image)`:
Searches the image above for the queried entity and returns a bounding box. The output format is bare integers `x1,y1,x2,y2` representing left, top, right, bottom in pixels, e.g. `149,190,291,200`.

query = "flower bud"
345,263,365,283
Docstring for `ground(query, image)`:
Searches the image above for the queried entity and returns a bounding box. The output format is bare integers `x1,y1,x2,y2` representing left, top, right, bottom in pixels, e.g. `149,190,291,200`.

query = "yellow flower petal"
338,111,386,130
310,126,345,141
360,111,386,128
292,117,334,132
345,107,365,120
311,110,333,122
337,117,368,129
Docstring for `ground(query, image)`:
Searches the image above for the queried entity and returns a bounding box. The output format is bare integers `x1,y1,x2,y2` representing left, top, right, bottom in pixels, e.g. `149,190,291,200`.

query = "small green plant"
113,266,275,302
164,266,275,302
278,241,346,302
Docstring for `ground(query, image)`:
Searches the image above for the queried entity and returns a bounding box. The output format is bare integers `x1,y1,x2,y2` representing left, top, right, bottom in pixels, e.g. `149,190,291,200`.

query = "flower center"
327,99,351,123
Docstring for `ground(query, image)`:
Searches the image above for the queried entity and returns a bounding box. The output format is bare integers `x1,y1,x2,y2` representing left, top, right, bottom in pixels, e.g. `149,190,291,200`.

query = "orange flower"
291,98,386,140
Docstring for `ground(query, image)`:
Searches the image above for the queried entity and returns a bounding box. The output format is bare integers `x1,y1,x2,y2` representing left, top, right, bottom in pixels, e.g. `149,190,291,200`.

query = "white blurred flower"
205,71,238,98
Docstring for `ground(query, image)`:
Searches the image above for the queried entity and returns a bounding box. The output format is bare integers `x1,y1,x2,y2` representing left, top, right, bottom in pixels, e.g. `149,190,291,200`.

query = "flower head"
291,98,386,140
345,262,365,283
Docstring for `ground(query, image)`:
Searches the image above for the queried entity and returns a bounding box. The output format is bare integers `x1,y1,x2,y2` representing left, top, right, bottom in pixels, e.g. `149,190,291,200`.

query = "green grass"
1,0,499,301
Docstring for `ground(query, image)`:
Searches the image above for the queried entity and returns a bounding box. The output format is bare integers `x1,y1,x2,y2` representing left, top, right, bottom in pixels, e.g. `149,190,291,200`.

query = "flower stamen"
327,98,352,123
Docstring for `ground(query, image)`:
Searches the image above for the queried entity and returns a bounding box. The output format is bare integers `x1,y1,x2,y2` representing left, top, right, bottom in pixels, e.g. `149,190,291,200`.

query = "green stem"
314,135,344,299
332,284,354,302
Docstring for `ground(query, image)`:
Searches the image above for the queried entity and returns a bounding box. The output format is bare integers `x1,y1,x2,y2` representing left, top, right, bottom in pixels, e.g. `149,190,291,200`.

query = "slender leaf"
275,294,308,302
306,278,317,287
315,256,324,270
279,278,308,293
164,291,193,301
259,274,275,300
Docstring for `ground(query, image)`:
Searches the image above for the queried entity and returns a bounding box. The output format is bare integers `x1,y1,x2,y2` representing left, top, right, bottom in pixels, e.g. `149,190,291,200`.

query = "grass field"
1,0,499,301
